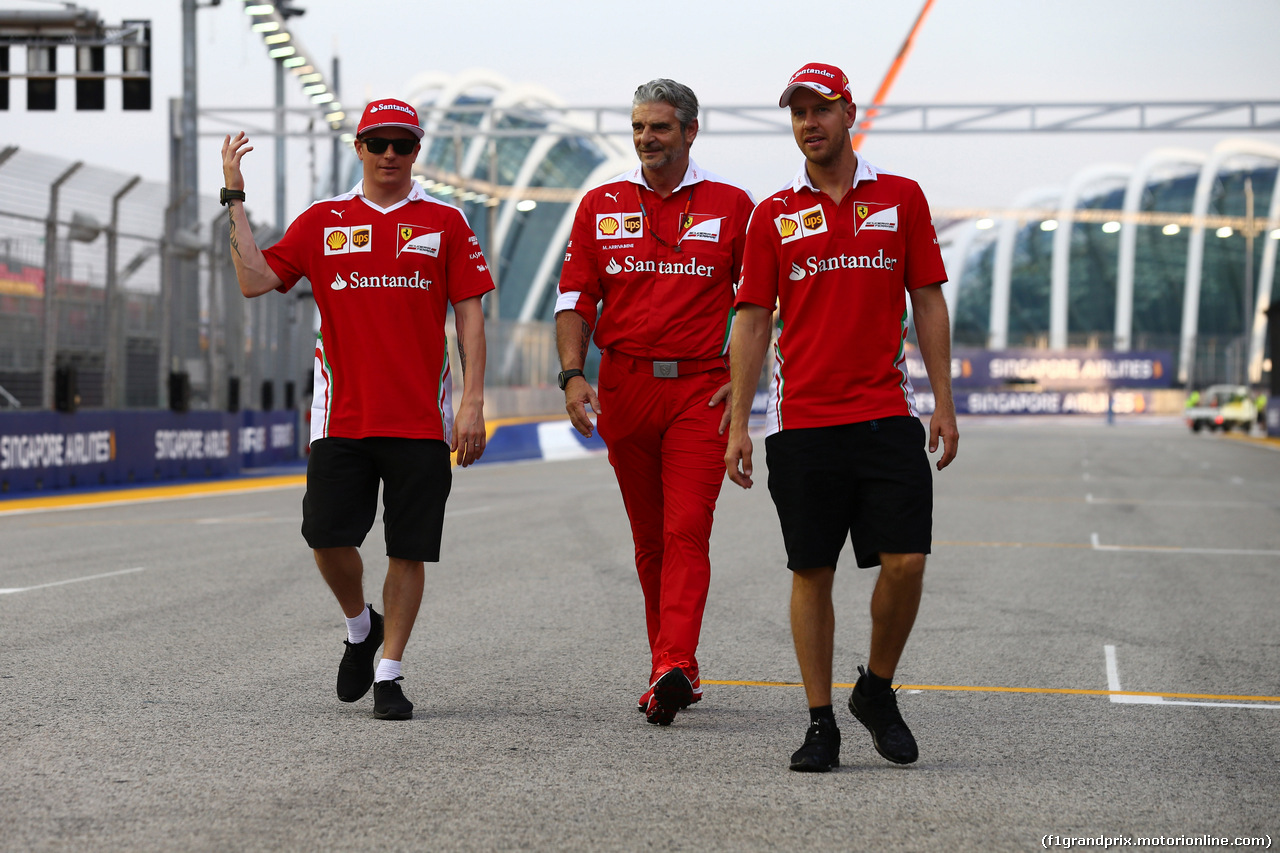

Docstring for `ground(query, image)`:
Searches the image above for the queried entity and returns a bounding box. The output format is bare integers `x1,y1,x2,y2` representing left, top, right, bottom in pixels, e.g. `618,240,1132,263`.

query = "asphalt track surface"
2,418,1277,852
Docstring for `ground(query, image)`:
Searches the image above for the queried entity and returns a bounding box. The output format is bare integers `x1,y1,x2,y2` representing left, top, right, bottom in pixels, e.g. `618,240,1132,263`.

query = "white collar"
348,179,429,212
791,155,880,194
625,158,706,194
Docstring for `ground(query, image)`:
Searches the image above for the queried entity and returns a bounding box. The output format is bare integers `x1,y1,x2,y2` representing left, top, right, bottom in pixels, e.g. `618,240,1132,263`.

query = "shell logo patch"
597,213,642,239
596,215,620,238
396,224,440,258
854,202,899,235
324,226,372,255
776,204,828,244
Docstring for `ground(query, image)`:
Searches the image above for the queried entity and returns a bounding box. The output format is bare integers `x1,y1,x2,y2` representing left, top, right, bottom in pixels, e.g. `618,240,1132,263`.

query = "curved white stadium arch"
1049,164,1131,350
989,186,1061,350
1113,148,1206,352
1179,138,1280,385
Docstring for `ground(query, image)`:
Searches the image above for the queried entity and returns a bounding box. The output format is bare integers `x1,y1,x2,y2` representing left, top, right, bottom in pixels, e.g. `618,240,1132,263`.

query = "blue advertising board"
904,348,1174,390
914,389,1153,416
0,409,300,494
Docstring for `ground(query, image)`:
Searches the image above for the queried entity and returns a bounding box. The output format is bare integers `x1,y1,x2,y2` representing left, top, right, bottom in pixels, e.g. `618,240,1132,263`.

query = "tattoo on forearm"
228,209,242,260
578,321,589,363
458,341,467,374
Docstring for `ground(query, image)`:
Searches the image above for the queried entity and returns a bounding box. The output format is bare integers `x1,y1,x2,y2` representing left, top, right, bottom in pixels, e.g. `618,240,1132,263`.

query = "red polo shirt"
736,157,947,434
557,160,754,360
265,181,494,443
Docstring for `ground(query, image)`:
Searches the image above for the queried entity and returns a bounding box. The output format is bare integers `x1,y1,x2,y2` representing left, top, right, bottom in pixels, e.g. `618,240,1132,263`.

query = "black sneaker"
373,677,414,720
789,716,841,772
645,667,694,726
848,666,918,765
336,605,383,703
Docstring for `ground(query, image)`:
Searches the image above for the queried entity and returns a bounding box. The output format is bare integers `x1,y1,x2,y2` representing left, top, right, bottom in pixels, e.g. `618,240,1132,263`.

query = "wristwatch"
219,188,246,206
557,369,585,390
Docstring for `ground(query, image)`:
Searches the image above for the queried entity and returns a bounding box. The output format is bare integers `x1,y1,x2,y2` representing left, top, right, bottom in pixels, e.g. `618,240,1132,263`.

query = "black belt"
607,350,727,378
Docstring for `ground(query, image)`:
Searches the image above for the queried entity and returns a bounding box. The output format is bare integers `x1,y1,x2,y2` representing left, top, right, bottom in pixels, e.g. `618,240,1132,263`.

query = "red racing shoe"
643,667,695,726
638,669,701,712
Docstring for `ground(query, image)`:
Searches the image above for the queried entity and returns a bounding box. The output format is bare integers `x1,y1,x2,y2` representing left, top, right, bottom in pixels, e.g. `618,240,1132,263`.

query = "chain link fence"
0,146,568,416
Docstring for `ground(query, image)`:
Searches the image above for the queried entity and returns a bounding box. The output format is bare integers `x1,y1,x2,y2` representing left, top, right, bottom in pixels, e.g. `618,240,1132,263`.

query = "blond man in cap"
221,98,493,721
726,64,957,770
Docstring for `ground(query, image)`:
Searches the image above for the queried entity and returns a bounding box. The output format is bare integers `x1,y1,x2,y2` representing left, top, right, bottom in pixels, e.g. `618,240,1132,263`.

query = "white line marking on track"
1085,496,1267,508
0,566,146,595
445,505,490,517
1104,644,1280,709
1090,534,1280,556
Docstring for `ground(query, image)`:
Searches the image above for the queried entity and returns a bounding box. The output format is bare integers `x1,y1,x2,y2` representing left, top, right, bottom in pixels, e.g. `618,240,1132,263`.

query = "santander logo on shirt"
330,270,432,291
787,249,900,280
603,255,716,278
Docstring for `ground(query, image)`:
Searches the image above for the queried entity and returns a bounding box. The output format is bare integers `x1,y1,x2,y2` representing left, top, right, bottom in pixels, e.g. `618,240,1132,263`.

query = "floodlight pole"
41,162,84,410
275,58,286,230
104,175,143,409
1243,177,1254,386
331,56,342,196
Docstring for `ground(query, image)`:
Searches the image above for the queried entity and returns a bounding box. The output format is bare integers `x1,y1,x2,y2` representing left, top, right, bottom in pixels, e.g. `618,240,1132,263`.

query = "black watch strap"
220,188,246,206
557,369,585,390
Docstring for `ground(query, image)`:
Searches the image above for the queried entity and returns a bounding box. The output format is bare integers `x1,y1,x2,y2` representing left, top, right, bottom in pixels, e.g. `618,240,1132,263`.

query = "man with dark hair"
726,63,958,770
220,98,492,721
556,79,755,725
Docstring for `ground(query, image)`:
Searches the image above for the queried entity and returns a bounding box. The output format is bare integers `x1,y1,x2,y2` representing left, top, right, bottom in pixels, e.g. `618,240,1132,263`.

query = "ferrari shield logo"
396,224,441,258
853,202,899,235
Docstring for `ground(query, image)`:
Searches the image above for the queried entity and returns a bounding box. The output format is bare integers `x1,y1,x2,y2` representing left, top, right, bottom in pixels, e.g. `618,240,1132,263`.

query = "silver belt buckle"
653,361,678,378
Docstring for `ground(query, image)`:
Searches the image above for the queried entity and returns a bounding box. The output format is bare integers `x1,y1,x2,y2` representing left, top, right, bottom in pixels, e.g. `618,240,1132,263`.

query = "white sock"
345,605,371,644
375,659,401,683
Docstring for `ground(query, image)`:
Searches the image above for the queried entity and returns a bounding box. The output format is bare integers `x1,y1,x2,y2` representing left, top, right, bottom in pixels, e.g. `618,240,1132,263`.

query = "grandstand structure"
942,139,1280,387
375,71,1277,389
3,64,1278,412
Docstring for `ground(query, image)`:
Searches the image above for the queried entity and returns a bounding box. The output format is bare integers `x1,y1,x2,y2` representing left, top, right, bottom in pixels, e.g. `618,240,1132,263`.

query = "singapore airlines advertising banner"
0,410,300,494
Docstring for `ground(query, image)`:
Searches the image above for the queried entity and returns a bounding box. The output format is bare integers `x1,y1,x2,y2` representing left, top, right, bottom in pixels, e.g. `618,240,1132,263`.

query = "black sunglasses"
360,137,417,156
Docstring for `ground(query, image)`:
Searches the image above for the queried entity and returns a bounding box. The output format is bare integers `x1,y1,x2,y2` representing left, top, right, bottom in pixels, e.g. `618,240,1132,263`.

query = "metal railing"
0,146,567,413
0,146,307,412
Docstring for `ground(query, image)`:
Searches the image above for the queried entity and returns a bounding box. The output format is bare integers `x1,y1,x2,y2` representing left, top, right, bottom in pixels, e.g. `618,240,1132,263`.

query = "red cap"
356,98,424,139
778,63,853,108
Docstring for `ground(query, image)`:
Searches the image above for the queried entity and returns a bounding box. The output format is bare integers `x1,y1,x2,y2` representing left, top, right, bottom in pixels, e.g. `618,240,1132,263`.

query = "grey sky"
5,0,1280,227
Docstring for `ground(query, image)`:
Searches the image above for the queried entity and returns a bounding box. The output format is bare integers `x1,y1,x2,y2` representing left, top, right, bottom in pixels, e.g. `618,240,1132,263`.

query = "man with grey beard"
555,79,754,726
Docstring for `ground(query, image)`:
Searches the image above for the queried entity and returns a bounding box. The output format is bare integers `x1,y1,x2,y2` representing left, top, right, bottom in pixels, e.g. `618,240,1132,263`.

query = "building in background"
339,69,633,325
941,139,1279,389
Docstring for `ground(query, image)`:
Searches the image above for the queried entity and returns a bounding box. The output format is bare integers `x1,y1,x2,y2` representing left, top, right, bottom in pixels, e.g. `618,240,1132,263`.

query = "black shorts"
302,437,452,562
765,417,933,570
